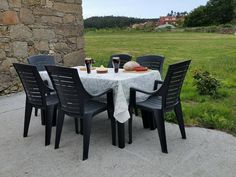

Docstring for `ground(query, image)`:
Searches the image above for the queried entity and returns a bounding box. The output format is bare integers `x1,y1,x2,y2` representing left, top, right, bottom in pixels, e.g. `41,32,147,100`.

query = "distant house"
158,16,177,26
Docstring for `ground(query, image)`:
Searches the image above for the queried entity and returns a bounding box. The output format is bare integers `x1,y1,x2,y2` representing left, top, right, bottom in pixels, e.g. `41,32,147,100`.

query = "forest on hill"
84,16,158,29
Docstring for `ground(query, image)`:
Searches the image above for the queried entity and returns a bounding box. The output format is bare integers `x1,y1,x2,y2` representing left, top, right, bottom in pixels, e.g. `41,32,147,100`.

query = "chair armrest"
130,87,158,95
154,79,164,90
91,88,113,98
129,87,161,111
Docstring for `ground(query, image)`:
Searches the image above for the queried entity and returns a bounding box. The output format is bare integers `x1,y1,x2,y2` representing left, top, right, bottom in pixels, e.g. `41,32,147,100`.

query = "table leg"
141,110,150,129
148,111,156,130
141,110,156,130
117,122,125,148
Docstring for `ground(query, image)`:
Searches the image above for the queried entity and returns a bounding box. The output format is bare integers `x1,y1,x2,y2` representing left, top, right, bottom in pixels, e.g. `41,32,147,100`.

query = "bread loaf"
123,61,140,71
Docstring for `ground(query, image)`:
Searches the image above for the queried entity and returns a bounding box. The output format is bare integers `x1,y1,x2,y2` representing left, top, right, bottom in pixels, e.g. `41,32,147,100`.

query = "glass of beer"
112,57,120,73
85,57,92,74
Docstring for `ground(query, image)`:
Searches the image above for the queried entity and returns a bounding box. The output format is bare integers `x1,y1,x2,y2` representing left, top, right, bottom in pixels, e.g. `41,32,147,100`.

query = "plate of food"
80,67,96,71
96,65,108,74
134,66,148,72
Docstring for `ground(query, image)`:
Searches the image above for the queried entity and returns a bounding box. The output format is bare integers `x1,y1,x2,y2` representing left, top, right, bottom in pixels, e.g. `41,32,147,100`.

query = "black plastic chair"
13,63,58,146
45,65,116,160
129,60,191,153
28,55,56,117
28,55,55,71
136,55,165,75
107,54,132,68
136,55,165,125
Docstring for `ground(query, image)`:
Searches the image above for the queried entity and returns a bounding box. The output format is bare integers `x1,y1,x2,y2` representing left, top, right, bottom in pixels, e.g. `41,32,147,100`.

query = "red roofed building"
158,16,177,26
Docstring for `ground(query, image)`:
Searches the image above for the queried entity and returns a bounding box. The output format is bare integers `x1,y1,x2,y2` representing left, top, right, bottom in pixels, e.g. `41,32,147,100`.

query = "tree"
184,0,236,27
184,6,210,27
206,0,235,24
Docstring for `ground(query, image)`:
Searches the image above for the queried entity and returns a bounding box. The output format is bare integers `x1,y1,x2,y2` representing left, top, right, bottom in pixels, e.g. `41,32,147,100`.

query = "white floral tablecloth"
40,66,161,123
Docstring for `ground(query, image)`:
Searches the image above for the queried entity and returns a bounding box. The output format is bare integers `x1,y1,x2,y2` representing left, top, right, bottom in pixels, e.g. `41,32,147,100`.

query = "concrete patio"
0,93,236,177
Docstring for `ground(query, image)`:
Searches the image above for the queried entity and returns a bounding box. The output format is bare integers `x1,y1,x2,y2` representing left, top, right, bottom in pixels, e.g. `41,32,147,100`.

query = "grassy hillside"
85,30,236,135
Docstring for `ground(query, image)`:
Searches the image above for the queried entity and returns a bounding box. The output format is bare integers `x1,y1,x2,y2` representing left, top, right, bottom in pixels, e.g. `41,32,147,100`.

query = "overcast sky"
83,0,209,19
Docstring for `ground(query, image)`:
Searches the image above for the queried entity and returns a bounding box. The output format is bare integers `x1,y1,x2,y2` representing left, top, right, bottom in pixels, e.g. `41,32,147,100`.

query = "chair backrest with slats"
13,63,45,106
28,55,55,71
161,60,191,110
45,66,91,115
107,54,132,68
136,55,165,74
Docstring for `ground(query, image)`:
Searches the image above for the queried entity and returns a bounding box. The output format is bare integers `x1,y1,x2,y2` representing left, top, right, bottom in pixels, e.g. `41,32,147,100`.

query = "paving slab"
0,93,236,177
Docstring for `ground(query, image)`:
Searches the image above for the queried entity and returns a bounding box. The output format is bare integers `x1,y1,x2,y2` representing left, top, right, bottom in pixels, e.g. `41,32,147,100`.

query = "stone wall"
0,0,85,95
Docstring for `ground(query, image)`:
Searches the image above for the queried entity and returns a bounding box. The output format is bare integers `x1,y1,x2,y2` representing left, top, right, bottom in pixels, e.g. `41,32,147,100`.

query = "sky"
83,0,209,19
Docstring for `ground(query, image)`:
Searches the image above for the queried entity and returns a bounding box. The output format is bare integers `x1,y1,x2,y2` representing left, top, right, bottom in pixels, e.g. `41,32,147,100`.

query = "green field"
85,30,236,135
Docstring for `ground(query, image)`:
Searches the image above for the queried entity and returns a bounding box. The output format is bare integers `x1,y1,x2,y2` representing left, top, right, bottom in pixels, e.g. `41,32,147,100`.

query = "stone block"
0,74,12,92
74,0,82,4
45,0,53,8
53,2,81,13
20,8,34,24
53,53,62,63
0,11,19,25
41,16,62,24
55,25,81,36
9,24,32,40
34,41,49,51
1,58,18,71
22,0,41,6
54,42,69,51
12,41,28,57
77,36,84,49
0,0,9,10
33,29,55,40
0,49,6,59
63,14,75,23
33,8,53,16
65,0,74,3
68,37,76,44
63,50,84,67
8,0,21,8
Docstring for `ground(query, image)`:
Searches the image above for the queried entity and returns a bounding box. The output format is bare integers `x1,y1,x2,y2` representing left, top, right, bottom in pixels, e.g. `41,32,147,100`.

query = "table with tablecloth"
40,66,161,147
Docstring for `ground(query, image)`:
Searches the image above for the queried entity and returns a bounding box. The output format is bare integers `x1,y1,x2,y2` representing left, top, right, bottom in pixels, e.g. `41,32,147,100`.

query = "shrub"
193,70,221,96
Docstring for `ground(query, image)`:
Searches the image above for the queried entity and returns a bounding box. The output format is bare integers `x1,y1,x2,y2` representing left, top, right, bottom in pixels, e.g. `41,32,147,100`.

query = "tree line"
84,16,158,29
84,0,236,29
184,0,236,27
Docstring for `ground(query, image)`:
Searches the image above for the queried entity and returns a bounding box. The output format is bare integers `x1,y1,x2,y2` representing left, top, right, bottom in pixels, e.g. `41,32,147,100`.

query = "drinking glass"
112,57,120,73
85,58,92,74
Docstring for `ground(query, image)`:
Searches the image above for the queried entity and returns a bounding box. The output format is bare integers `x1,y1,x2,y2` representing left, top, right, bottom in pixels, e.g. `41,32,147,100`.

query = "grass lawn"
85,30,236,135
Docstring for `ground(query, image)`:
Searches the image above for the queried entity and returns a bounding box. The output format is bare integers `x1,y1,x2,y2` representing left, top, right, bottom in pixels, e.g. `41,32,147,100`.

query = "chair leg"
23,101,32,137
45,105,54,146
83,115,92,161
52,105,57,127
174,102,186,139
80,118,83,135
128,106,133,144
141,110,150,129
35,108,38,117
41,109,46,126
55,110,65,149
108,109,116,146
134,107,139,116
148,111,156,130
74,118,79,134
153,110,168,153
128,117,132,144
